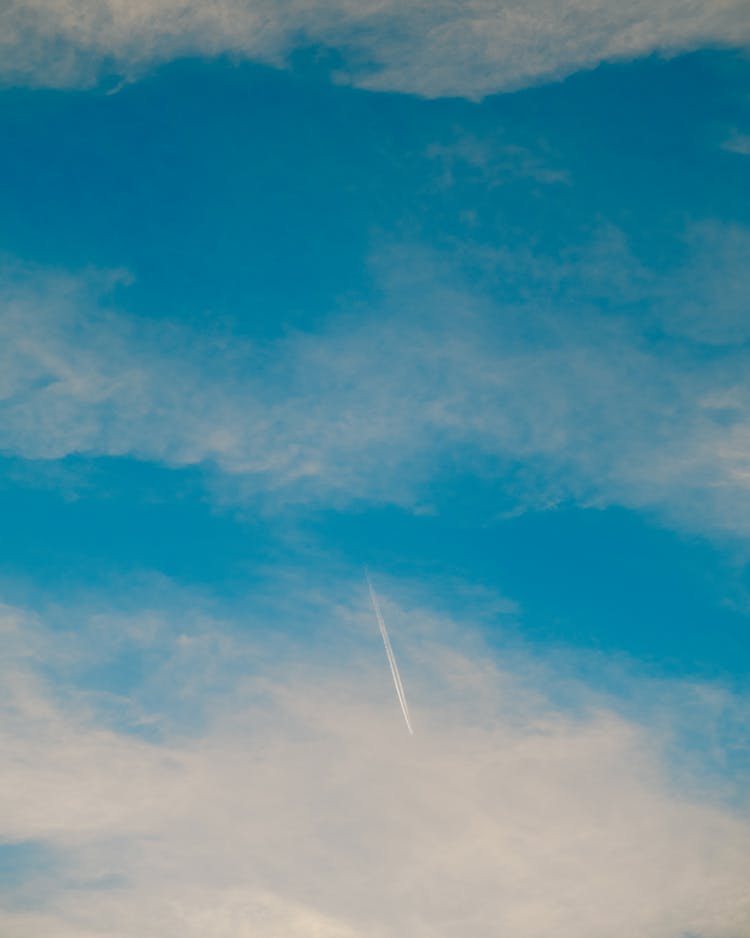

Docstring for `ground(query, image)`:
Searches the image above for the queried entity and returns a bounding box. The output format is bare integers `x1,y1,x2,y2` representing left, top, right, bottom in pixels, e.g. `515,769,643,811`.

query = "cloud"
0,586,749,937
0,0,748,98
722,131,750,157
650,223,750,345
2,224,750,536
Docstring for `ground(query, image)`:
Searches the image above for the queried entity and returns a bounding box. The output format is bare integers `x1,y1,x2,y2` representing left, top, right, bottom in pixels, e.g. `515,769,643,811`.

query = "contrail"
366,571,414,735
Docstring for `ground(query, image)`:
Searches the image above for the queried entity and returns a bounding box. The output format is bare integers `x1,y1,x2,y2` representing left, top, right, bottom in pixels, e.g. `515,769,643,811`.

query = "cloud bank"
1,0,748,97
1,588,749,937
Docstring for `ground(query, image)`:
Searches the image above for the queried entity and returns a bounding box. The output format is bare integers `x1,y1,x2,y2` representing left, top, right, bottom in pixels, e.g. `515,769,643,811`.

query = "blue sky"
1,4,750,936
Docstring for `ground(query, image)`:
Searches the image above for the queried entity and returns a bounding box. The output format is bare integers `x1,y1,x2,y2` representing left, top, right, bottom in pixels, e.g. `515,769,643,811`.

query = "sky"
1,3,750,936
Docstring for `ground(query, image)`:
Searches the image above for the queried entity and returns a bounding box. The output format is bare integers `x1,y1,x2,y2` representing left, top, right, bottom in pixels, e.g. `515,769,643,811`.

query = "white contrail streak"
366,572,414,735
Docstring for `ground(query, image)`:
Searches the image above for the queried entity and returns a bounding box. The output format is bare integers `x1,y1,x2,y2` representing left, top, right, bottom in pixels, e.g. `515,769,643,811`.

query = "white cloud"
0,590,748,937
0,0,748,98
2,227,750,536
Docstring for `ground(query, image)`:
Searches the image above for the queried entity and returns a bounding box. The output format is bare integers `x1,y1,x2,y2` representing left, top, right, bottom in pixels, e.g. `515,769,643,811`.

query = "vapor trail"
366,572,414,735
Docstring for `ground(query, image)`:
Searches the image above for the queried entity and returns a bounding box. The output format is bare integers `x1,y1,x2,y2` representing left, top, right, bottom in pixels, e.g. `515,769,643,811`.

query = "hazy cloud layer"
2,225,750,535
1,588,749,937
1,0,749,97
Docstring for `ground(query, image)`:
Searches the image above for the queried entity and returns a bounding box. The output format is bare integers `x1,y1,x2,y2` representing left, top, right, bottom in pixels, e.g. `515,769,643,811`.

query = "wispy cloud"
1,0,748,97
0,583,748,936
2,224,750,537
722,131,750,157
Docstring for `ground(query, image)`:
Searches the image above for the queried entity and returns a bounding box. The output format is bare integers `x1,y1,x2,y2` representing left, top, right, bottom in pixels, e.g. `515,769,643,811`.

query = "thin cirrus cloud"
0,0,748,97
1,225,750,537
0,586,749,938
